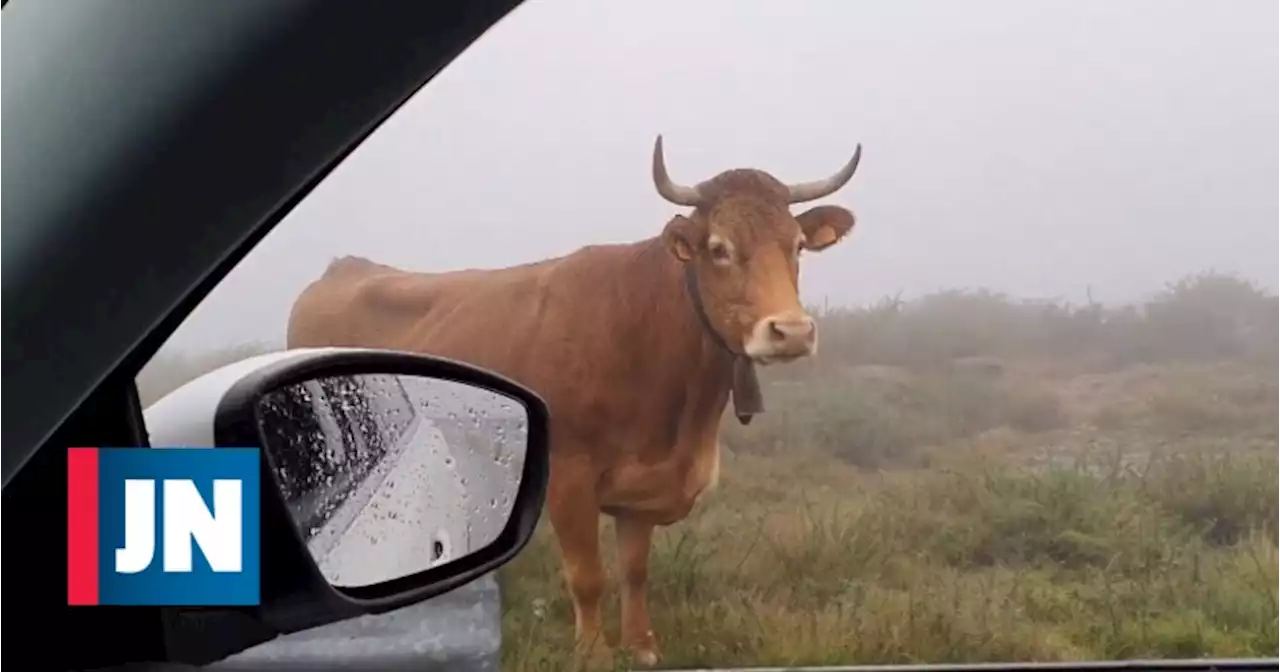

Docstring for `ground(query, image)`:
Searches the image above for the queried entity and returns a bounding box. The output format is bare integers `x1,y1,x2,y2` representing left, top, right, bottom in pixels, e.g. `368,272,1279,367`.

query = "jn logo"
67,447,261,606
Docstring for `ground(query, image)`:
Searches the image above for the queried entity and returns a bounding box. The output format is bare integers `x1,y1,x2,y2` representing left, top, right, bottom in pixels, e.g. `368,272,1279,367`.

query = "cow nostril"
768,318,816,341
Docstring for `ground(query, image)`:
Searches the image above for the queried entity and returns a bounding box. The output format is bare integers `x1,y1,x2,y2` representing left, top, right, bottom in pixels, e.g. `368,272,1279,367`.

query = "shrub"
811,271,1276,371
724,370,1066,469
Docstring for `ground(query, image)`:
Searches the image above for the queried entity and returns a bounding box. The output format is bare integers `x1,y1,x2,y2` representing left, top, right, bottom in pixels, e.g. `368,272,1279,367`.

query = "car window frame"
1,0,527,668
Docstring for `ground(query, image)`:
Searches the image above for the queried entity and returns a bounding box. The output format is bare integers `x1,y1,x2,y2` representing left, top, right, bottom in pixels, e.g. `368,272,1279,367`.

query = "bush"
810,271,1276,371
723,370,1067,468
1144,451,1279,546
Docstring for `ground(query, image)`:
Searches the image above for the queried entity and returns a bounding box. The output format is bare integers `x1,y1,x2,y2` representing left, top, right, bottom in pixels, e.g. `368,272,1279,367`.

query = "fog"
160,0,1276,354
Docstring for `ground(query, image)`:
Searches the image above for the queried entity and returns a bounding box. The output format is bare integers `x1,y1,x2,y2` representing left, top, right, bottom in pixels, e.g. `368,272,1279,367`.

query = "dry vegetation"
499,272,1278,670
136,272,1278,669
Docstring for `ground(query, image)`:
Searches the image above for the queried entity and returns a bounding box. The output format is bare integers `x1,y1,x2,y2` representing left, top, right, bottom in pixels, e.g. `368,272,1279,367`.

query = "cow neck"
681,263,764,426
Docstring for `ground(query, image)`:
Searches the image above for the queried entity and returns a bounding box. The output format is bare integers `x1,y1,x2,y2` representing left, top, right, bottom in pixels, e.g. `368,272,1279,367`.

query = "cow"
286,135,862,667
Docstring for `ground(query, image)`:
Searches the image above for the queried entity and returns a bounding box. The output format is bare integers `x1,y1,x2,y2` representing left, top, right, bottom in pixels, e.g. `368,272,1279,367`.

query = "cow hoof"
629,647,661,668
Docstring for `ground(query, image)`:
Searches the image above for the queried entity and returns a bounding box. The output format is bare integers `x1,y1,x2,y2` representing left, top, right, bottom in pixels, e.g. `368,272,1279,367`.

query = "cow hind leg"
615,515,660,667
546,466,610,664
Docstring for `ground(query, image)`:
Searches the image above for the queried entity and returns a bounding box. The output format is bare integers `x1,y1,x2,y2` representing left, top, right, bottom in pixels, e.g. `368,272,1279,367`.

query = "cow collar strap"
682,263,764,426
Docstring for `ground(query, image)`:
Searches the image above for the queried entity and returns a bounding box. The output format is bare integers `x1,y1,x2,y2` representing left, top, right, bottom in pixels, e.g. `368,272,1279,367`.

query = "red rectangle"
67,447,100,606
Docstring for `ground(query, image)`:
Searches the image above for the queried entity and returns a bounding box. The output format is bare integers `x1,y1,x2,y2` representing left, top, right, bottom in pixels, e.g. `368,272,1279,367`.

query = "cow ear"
661,214,699,262
796,205,856,252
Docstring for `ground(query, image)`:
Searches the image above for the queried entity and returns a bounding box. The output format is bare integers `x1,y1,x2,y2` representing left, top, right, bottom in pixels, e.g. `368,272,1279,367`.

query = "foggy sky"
162,0,1277,354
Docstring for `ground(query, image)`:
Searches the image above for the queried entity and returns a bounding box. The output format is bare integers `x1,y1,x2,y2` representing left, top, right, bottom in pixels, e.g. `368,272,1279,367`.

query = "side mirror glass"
255,372,529,590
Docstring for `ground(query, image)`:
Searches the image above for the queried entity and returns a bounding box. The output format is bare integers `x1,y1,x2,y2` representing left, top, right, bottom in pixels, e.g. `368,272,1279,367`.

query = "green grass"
499,361,1278,670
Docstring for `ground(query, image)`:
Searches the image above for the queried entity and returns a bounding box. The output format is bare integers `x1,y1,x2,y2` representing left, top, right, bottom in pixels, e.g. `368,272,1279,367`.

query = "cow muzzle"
743,313,817,364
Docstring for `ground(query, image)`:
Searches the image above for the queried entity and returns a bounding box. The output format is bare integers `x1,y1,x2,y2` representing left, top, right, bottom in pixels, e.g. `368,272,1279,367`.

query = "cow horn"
786,144,862,204
652,135,702,206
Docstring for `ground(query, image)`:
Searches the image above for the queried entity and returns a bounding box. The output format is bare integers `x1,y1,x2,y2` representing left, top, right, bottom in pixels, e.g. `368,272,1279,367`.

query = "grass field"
500,360,1277,670
137,271,1278,669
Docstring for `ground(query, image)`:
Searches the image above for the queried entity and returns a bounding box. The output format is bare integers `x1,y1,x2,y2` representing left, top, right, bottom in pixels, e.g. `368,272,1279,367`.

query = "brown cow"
286,135,862,666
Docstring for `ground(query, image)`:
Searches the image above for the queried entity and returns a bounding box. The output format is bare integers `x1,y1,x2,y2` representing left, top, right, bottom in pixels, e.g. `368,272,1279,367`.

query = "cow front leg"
615,515,660,667
546,469,609,664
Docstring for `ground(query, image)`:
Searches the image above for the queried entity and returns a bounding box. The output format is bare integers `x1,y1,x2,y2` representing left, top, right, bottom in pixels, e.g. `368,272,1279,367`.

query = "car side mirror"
142,347,548,656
